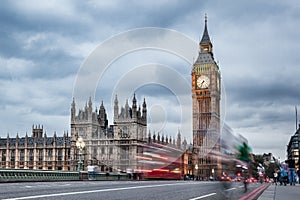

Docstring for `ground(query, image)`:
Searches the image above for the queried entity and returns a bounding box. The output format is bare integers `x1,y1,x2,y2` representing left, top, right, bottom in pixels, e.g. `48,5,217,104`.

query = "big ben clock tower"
192,16,221,178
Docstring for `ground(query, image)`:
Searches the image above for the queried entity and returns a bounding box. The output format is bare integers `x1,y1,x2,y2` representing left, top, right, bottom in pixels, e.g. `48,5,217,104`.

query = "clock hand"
200,80,205,88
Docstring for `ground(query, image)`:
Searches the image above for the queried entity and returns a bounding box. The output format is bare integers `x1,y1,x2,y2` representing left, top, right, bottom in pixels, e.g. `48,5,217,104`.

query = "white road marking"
59,184,71,187
189,193,217,200
2,182,196,200
23,183,70,189
226,187,236,191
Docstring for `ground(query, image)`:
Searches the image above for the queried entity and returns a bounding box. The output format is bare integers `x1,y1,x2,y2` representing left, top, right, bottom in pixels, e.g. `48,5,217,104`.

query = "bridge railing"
0,169,80,182
85,172,129,181
0,169,139,182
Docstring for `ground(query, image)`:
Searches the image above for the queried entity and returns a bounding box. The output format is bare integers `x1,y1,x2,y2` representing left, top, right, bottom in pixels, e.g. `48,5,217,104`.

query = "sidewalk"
258,183,300,200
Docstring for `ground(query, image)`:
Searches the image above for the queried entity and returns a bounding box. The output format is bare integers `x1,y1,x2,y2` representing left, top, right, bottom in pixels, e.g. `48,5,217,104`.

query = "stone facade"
0,125,70,170
70,94,148,172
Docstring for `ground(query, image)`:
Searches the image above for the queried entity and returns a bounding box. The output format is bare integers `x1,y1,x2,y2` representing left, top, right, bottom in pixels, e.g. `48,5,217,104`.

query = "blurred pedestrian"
257,163,265,184
286,159,296,185
273,169,279,185
280,163,288,186
277,168,282,185
297,169,300,184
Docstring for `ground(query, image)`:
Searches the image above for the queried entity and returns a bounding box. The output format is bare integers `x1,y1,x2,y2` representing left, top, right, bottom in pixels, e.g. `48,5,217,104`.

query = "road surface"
0,180,265,200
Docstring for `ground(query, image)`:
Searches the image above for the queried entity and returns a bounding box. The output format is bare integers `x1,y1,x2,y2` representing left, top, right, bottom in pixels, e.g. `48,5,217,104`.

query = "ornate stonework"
70,94,147,172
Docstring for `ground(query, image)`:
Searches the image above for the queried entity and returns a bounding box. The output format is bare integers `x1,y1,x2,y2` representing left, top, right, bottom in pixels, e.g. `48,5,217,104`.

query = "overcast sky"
1,0,300,160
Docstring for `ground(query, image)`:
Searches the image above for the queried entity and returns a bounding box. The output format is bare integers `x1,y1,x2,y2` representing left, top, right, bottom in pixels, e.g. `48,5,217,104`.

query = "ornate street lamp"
76,137,85,171
195,164,198,180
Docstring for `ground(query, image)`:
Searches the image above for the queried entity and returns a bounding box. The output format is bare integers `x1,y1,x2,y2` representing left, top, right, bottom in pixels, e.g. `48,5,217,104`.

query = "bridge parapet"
0,169,79,182
0,169,140,182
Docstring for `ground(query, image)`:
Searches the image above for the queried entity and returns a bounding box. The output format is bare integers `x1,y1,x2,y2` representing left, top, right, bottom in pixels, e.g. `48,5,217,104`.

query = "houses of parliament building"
0,94,187,173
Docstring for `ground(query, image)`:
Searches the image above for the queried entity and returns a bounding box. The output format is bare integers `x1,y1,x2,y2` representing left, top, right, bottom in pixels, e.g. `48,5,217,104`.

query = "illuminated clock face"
197,75,210,89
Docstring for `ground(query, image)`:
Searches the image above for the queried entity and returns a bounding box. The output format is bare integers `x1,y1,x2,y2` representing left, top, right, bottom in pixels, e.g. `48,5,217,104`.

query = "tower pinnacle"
199,14,213,54
200,14,212,46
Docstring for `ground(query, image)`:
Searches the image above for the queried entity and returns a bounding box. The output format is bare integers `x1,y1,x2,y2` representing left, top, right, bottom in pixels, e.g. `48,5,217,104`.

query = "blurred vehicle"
220,175,231,182
139,143,182,180
143,167,181,180
248,177,258,183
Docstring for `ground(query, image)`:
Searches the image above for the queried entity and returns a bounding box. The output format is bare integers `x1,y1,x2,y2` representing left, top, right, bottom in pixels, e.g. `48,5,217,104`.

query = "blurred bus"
137,142,183,180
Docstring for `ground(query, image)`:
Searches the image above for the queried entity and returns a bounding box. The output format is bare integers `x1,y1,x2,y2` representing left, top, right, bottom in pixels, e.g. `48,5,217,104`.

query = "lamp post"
76,137,85,171
195,164,198,180
212,168,215,181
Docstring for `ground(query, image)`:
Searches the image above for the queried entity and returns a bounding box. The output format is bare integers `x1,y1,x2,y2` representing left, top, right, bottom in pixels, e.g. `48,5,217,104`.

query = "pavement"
258,183,300,200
